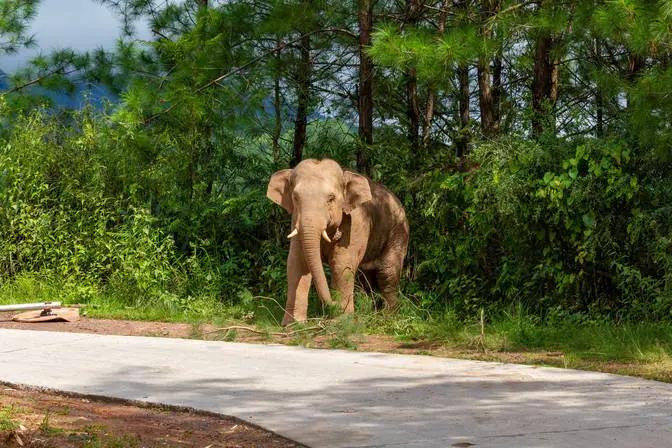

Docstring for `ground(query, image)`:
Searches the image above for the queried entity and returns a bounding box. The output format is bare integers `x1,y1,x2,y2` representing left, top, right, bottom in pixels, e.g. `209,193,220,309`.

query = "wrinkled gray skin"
267,159,409,325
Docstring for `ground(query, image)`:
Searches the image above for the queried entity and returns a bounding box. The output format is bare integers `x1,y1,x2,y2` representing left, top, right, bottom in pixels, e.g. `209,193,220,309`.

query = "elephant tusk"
287,228,299,239
321,230,332,243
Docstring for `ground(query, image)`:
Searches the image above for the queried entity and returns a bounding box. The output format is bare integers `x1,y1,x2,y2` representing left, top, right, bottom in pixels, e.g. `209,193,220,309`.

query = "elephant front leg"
330,262,356,314
284,240,312,325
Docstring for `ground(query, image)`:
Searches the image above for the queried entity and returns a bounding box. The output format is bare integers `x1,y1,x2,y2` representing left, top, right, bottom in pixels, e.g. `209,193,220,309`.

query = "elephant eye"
327,194,336,204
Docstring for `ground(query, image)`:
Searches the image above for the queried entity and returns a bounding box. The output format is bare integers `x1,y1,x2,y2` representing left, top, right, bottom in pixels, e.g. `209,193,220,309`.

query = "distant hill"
0,71,8,91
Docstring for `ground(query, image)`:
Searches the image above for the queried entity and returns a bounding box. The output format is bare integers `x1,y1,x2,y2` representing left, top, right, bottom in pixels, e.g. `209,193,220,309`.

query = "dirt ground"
0,384,302,448
0,312,204,339
0,311,475,355
0,311,430,352
1,311,669,383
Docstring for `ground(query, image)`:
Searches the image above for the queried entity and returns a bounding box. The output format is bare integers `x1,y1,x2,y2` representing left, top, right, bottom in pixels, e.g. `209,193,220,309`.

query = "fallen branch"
204,324,325,338
203,325,267,336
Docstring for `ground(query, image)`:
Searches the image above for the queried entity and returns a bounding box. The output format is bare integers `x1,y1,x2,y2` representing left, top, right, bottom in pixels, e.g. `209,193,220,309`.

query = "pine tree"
0,0,38,56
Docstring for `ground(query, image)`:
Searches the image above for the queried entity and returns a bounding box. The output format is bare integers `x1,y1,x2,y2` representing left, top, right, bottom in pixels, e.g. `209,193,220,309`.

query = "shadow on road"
88,360,672,447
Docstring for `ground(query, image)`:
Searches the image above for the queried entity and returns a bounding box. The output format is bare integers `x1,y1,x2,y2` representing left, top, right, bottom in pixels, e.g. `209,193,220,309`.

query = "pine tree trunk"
478,61,496,138
456,63,470,158
492,51,503,128
454,0,470,158
290,33,311,168
357,0,374,175
406,68,420,152
531,34,558,136
422,89,434,149
478,0,500,138
422,0,448,149
404,0,423,154
272,40,282,166
594,38,603,137
624,53,644,108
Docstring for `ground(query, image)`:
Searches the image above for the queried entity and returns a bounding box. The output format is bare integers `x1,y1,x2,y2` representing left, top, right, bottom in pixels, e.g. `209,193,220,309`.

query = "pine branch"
145,28,355,124
1,66,78,95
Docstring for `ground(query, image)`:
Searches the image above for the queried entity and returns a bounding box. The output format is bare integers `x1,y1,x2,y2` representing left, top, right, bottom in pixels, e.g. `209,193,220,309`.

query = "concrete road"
1,329,671,448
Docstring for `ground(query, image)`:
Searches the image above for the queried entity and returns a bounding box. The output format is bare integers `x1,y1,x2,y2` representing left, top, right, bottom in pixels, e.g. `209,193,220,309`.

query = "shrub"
402,137,672,319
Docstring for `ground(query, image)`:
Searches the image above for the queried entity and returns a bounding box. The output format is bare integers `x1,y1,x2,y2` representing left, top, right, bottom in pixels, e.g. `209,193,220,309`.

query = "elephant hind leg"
375,264,402,310
357,269,378,293
375,224,409,310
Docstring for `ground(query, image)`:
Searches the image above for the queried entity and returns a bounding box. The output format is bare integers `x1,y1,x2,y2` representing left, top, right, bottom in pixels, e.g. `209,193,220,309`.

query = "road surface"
1,329,671,447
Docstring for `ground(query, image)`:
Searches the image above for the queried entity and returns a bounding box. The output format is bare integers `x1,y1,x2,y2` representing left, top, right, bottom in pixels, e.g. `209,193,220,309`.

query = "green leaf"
582,213,596,228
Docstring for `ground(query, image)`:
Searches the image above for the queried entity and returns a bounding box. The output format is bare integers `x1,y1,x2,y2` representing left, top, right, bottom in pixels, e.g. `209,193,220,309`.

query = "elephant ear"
343,171,372,214
267,169,293,213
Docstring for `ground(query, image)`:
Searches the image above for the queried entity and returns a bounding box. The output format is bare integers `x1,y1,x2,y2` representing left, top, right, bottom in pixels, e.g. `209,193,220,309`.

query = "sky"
0,0,151,73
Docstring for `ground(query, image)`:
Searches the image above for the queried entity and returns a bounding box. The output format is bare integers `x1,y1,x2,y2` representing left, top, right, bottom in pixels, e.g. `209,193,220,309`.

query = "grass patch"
325,315,365,349
0,273,281,326
313,296,672,381
0,405,20,431
401,303,672,381
39,410,65,435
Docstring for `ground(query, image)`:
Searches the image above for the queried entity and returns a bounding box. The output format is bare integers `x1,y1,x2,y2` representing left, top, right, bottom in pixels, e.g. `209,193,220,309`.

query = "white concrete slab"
0,329,671,447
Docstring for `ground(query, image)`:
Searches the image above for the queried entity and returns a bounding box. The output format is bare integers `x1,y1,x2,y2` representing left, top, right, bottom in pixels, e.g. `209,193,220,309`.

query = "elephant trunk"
300,221,332,305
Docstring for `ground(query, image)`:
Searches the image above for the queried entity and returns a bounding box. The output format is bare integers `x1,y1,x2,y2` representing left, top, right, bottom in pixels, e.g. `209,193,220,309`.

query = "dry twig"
204,324,325,338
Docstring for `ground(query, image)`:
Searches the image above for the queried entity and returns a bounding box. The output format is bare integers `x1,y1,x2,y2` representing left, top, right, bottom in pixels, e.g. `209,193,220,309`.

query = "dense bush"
408,138,672,319
0,112,176,301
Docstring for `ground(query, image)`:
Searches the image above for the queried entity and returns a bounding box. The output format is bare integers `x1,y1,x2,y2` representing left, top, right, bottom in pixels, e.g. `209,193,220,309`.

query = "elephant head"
267,159,372,304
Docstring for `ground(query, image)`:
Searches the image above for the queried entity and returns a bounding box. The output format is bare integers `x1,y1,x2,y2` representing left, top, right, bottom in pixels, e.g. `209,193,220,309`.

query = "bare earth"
0,384,301,448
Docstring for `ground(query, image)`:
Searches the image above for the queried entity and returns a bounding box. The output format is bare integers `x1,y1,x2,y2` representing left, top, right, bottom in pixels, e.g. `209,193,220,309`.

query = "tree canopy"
2,0,672,321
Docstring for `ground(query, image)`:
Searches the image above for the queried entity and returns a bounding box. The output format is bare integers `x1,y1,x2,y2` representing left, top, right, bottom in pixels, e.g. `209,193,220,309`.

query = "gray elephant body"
267,159,409,325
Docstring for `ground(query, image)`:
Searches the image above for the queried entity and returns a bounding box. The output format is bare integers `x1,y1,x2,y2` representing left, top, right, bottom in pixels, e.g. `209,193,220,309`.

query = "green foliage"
0,112,174,300
405,137,672,319
0,405,19,431
0,108,280,316
0,0,38,54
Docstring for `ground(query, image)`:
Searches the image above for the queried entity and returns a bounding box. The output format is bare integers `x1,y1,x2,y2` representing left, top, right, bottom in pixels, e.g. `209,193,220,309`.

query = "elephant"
267,158,410,325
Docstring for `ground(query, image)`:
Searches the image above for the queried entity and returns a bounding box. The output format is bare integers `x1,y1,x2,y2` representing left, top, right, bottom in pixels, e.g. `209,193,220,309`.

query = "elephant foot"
282,312,308,326
281,313,296,326
340,296,355,314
